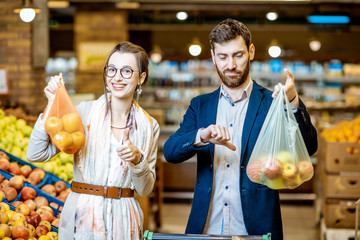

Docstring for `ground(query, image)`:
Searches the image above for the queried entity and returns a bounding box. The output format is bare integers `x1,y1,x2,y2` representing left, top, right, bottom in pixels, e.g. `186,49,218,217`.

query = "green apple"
21,125,33,137
11,146,23,158
43,161,57,173
14,136,27,150
277,151,293,164
58,172,69,181
15,119,27,130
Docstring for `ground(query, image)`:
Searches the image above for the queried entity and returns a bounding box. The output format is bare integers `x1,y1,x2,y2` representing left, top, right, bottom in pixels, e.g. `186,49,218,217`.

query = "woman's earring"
106,85,110,92
136,85,142,95
136,85,142,102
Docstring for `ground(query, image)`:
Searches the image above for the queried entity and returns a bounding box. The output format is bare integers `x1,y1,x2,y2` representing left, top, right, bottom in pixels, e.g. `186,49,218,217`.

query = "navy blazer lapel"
241,82,264,162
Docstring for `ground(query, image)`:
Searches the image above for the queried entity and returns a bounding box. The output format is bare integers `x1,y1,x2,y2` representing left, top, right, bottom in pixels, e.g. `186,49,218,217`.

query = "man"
163,18,318,240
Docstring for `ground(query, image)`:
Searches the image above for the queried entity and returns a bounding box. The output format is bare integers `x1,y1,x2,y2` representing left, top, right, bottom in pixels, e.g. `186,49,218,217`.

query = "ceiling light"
150,45,163,63
309,38,321,52
266,12,278,21
308,15,350,24
176,11,188,21
188,38,202,57
14,0,40,23
268,40,282,58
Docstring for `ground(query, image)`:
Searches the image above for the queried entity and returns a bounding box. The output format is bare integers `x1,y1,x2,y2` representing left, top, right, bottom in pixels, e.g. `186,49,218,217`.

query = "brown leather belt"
71,181,134,199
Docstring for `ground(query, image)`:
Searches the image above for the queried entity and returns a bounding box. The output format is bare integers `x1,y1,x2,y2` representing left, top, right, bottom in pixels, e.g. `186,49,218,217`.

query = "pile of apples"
45,112,85,154
0,151,46,187
0,201,58,239
0,109,33,160
246,151,314,189
40,182,70,203
321,117,360,143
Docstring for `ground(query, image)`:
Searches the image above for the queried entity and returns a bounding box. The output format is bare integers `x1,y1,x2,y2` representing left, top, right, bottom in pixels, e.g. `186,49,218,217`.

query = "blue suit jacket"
163,81,318,240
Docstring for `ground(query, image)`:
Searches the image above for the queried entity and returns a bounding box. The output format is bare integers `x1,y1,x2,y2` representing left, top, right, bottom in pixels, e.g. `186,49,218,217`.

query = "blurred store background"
1,0,360,239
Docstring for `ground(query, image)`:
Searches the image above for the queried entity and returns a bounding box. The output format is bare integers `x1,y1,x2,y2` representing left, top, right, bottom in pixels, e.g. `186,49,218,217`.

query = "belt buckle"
106,187,122,199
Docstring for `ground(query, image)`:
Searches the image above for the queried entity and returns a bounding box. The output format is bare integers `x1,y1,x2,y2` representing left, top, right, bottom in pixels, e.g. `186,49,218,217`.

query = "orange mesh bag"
44,83,85,154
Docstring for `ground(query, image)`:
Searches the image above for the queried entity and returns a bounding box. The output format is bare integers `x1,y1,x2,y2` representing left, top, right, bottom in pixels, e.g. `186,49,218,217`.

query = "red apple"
45,116,63,136
246,160,262,183
61,112,82,133
0,179,10,189
39,211,54,223
9,175,25,191
9,162,22,175
24,199,37,211
26,215,37,227
37,206,54,216
0,158,10,171
11,225,30,239
35,224,49,237
31,168,46,180
0,151,9,160
3,187,18,202
54,181,67,194
38,220,52,231
298,160,314,181
40,185,56,197
34,197,49,209
30,212,41,226
262,158,283,180
20,187,37,201
20,165,32,178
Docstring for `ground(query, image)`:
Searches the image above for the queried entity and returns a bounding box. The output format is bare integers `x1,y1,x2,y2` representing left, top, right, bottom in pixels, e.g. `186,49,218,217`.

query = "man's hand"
200,125,236,151
272,68,297,102
116,128,143,165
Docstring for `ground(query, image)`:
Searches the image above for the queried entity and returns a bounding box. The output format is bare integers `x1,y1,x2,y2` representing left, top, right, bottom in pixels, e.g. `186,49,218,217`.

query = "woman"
27,41,160,240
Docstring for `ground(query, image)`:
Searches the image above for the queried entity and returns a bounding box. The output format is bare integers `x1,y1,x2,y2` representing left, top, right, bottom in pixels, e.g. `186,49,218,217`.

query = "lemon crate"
142,231,271,240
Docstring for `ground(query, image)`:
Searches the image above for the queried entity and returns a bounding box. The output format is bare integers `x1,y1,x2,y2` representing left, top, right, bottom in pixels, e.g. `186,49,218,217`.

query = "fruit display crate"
7,200,59,233
21,182,65,217
0,148,50,188
142,231,272,240
0,169,23,204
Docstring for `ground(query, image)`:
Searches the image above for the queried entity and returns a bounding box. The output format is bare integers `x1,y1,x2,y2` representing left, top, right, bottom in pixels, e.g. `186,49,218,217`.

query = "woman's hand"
116,128,143,165
42,73,65,120
45,73,64,103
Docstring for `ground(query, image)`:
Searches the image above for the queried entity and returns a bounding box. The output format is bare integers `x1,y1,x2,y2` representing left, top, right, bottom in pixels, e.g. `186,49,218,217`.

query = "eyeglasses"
104,66,136,79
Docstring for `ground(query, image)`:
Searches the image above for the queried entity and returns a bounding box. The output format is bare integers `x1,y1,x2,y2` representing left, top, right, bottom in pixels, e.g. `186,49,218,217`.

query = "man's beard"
216,58,250,88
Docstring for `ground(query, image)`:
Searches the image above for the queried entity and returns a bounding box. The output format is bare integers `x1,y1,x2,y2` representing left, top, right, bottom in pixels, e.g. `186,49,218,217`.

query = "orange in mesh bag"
45,83,85,154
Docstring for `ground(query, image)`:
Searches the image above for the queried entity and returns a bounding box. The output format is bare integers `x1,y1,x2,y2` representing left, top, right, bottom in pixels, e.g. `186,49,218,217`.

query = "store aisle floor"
155,202,320,240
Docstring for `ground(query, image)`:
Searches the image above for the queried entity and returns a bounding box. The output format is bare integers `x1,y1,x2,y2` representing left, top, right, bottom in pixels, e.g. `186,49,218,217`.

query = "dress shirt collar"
219,79,253,104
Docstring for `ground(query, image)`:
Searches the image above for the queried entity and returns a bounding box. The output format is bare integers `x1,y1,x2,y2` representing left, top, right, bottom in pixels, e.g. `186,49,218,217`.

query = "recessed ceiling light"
176,11,188,21
266,12,278,21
